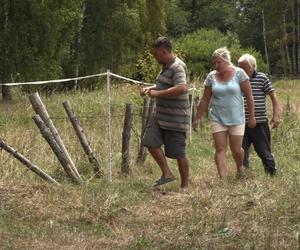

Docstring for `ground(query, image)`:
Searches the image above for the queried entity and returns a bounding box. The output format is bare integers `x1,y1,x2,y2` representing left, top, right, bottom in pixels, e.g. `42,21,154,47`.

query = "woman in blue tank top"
193,47,256,178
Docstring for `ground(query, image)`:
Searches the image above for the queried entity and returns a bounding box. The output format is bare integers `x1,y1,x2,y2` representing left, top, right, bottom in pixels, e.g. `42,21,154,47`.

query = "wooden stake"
63,100,102,177
137,97,150,164
33,115,80,184
0,139,60,185
107,70,112,182
29,92,81,179
121,104,133,174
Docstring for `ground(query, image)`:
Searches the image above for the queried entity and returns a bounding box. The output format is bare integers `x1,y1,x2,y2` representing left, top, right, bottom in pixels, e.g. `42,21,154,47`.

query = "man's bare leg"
177,156,189,188
148,147,174,178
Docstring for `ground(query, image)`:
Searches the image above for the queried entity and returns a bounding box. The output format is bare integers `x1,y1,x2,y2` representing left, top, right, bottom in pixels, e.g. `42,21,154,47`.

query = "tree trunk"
2,2,12,101
262,10,271,75
298,0,300,74
283,13,292,75
292,0,297,74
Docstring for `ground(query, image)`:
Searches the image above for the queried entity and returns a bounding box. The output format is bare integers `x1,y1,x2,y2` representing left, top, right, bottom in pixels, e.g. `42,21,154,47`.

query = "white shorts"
211,121,245,136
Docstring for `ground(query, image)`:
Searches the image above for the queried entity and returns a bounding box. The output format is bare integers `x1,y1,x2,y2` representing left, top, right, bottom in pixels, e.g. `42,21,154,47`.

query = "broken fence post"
121,103,133,174
63,100,102,177
33,115,81,184
29,92,81,179
0,139,60,185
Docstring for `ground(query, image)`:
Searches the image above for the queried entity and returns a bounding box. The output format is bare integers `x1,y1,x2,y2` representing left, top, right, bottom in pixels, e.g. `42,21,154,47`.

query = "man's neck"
163,53,175,66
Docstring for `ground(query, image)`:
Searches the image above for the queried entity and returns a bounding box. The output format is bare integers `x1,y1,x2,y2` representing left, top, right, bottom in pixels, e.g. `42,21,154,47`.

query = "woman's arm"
240,80,256,128
192,86,212,131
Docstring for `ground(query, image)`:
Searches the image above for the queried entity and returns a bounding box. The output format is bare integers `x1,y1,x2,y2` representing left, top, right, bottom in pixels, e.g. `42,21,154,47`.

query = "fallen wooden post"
0,139,60,185
121,103,133,174
33,115,81,184
29,92,81,179
63,101,102,177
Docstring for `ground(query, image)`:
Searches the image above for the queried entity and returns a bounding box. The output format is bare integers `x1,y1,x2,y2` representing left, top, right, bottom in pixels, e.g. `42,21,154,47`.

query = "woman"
193,47,256,178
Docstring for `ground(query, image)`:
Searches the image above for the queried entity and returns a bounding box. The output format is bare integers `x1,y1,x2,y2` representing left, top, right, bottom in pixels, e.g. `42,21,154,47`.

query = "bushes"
175,29,267,78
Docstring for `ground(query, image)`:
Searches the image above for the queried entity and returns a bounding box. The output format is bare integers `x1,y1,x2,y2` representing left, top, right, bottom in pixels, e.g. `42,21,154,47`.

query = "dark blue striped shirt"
244,71,274,123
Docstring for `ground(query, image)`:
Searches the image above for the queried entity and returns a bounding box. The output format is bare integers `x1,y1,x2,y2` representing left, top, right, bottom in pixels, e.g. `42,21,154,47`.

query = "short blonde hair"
212,47,232,64
238,53,257,70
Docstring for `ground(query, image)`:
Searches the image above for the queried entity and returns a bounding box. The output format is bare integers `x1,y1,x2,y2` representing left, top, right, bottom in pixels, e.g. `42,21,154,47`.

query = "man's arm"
268,91,282,128
148,84,188,98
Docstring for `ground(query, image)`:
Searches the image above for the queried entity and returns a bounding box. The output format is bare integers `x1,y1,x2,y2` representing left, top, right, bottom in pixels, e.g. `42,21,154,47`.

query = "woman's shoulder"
204,70,217,86
233,66,248,78
233,66,244,74
207,70,217,77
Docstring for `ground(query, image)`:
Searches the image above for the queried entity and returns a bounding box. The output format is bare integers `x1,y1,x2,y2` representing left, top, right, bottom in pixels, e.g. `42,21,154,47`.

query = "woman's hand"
192,119,201,132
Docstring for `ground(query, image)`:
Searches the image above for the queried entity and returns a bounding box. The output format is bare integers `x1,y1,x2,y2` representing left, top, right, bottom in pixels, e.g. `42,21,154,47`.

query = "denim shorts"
142,116,186,159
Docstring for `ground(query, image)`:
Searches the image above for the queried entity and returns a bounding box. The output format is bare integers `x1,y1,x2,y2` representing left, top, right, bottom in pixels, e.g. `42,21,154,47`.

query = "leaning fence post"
137,97,150,164
29,92,81,179
63,100,103,177
0,139,60,185
33,115,81,184
121,103,133,175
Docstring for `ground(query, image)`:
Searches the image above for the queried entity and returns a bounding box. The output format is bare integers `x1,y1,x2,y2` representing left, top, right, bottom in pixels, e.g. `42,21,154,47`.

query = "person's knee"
231,147,243,157
215,146,226,154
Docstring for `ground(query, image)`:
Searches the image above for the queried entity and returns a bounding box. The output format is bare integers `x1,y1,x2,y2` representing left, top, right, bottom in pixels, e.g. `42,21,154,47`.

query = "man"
238,54,281,176
140,37,190,188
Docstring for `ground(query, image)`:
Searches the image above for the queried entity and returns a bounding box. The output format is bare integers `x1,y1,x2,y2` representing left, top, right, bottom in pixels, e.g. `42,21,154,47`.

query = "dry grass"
0,80,300,249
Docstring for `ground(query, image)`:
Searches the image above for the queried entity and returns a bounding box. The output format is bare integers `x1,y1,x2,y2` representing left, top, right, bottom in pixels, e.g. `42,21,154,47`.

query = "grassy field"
0,79,300,249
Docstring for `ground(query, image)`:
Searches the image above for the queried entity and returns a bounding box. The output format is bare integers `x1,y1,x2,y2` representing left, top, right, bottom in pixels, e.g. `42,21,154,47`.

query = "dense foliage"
0,0,299,97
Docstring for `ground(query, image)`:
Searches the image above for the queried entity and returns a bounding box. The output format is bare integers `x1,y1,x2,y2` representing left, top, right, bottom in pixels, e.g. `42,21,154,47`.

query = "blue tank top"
204,67,249,125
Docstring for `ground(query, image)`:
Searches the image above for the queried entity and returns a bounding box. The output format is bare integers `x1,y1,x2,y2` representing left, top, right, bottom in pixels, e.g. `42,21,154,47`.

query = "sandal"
153,176,175,187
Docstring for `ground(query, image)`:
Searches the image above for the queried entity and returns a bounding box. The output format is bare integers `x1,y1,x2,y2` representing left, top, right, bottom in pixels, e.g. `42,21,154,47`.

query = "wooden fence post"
189,94,196,123
136,97,155,165
29,92,81,179
33,115,81,184
121,103,133,174
148,97,156,120
0,139,60,185
137,97,150,164
63,100,102,177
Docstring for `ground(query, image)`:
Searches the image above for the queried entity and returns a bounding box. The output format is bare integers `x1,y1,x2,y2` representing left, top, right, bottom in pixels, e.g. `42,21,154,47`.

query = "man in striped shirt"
238,54,281,176
140,37,190,188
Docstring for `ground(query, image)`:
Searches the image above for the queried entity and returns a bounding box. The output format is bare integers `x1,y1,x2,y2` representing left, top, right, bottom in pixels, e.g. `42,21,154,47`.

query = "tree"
79,0,166,83
0,0,84,97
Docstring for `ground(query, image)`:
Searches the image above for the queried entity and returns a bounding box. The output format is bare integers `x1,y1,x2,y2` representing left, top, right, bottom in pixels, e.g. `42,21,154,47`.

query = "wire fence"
0,70,200,183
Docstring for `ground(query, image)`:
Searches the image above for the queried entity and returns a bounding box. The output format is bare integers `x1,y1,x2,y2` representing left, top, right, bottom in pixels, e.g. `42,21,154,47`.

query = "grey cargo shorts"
142,116,186,159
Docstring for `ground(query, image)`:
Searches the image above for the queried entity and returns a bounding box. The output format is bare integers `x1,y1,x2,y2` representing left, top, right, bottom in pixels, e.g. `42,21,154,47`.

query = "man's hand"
270,115,280,129
248,117,256,128
140,87,151,96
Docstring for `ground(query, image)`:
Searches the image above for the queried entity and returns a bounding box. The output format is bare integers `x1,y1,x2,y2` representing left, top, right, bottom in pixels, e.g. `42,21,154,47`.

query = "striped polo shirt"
155,57,190,132
244,71,274,123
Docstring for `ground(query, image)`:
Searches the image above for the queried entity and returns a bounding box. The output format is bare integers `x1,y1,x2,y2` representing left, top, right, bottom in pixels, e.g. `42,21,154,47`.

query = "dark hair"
152,37,172,52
